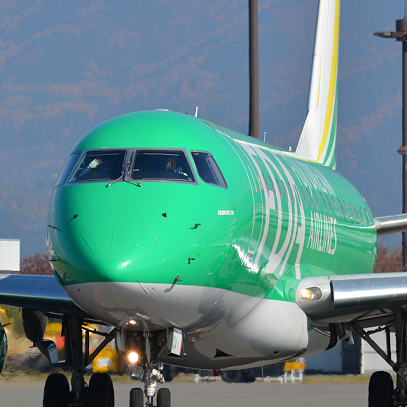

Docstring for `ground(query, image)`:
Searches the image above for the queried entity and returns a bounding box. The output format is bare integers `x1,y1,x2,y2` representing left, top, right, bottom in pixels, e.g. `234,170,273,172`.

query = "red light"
213,369,220,377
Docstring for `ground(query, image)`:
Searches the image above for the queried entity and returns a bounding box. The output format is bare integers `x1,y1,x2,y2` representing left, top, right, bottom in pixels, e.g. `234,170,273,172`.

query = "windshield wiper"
107,174,142,188
126,179,142,187
106,174,124,187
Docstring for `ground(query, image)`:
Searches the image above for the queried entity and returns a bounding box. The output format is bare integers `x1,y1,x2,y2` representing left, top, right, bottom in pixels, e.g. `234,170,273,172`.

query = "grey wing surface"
0,274,88,317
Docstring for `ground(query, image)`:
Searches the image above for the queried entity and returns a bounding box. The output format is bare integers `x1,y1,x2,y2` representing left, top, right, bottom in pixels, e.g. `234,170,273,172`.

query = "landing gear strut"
40,316,172,407
40,315,116,407
128,330,172,407
352,312,407,407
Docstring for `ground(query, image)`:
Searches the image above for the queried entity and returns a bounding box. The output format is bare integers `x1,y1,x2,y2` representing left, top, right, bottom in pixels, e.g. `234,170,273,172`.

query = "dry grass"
0,370,381,386
302,375,371,385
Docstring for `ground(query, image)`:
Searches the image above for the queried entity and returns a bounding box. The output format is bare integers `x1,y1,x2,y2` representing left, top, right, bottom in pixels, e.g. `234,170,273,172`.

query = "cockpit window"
69,150,126,183
131,150,195,182
191,151,227,188
54,152,81,188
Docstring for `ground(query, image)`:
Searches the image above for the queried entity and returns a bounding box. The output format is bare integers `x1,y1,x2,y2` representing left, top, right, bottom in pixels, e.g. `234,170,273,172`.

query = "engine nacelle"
21,309,48,343
0,322,8,374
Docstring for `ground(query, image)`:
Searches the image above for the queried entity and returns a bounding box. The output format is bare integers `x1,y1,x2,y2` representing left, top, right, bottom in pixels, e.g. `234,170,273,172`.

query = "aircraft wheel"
221,370,242,383
240,369,256,383
368,371,393,407
157,388,171,407
162,364,174,382
43,373,69,407
129,388,144,407
87,373,115,407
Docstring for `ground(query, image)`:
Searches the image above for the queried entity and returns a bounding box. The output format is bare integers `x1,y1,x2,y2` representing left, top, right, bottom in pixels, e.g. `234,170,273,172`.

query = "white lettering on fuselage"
218,210,235,215
237,142,305,279
209,129,338,279
285,157,335,195
307,212,337,255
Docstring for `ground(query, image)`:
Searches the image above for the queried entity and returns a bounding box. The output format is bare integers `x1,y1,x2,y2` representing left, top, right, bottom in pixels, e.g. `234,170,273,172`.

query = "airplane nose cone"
80,225,163,280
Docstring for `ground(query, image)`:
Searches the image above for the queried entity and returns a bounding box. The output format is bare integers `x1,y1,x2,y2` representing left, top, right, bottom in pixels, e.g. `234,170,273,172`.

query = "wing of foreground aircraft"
0,274,99,374
375,214,407,235
297,272,407,328
296,271,407,391
0,274,84,314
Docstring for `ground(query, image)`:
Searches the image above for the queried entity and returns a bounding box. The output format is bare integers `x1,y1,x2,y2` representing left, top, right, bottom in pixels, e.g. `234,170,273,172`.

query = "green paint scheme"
0,323,8,374
47,111,376,305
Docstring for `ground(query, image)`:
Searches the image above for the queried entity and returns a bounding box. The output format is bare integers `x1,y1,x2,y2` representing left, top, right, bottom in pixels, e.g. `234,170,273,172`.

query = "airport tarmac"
0,378,368,407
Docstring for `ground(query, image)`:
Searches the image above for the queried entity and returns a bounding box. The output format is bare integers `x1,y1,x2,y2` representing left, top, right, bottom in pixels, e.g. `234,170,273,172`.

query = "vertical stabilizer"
295,0,340,170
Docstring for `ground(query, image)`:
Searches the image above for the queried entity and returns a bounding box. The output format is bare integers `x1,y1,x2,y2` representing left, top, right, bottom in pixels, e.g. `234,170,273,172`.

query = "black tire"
87,373,115,407
221,369,255,383
241,369,256,383
162,364,174,382
368,371,394,407
43,373,69,407
129,388,144,407
221,370,242,383
157,388,171,407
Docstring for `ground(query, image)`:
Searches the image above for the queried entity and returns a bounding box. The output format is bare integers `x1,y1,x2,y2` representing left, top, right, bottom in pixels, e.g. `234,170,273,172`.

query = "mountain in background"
0,0,404,258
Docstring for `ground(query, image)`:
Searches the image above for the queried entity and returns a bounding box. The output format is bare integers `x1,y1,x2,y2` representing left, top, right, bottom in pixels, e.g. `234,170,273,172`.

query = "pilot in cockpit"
79,157,121,180
163,156,177,173
163,156,188,178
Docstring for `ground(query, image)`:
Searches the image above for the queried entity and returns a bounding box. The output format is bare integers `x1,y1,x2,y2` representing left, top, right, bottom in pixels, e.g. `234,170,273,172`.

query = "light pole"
375,10,407,269
249,0,259,139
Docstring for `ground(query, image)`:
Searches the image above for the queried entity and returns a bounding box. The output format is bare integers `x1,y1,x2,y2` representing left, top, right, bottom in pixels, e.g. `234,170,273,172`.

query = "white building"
304,330,396,375
0,239,20,274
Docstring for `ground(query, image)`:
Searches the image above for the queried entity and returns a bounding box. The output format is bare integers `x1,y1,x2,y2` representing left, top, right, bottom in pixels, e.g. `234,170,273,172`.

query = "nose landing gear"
129,384,171,407
128,331,172,407
130,376,171,407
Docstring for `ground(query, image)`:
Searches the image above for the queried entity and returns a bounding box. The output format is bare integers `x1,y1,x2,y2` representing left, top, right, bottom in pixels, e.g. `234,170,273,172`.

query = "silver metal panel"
66,282,314,369
296,272,407,325
333,276,407,308
375,214,407,235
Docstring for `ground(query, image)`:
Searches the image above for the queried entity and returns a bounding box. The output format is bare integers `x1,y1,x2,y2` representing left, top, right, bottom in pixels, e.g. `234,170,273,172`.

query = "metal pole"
397,20,407,269
375,17,407,269
403,38,407,269
249,0,260,139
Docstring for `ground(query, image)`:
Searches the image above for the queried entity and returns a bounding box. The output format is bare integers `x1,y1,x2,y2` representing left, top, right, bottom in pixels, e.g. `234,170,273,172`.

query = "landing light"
128,319,137,325
300,287,322,301
128,351,139,364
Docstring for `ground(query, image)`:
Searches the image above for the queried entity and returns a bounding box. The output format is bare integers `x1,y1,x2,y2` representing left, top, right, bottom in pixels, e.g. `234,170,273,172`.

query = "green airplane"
0,324,7,375
1,1,407,407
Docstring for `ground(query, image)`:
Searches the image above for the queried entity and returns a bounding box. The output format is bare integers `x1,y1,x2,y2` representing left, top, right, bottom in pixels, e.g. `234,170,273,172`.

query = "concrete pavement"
0,378,368,407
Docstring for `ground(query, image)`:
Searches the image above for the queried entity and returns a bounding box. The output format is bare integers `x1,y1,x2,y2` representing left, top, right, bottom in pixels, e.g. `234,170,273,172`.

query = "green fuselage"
0,323,8,374
47,111,376,367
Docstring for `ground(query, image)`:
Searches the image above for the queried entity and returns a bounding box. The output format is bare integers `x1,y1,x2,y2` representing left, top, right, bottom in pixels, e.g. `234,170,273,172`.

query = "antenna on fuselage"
248,0,260,139
195,106,199,117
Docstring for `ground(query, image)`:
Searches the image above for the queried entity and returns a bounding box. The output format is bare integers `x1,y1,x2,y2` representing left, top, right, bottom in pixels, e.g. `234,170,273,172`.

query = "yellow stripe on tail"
295,0,340,170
